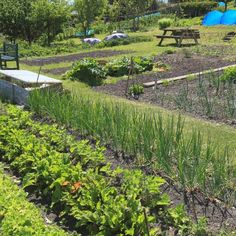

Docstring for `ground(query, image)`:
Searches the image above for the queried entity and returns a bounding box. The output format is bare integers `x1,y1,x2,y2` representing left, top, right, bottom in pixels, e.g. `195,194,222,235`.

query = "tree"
113,0,153,31
74,0,107,36
0,0,40,44
0,0,70,45
104,2,121,33
222,0,228,11
31,0,70,45
20,0,44,45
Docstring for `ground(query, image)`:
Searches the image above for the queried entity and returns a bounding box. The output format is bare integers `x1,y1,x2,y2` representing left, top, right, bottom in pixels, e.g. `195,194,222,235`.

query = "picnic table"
155,28,200,47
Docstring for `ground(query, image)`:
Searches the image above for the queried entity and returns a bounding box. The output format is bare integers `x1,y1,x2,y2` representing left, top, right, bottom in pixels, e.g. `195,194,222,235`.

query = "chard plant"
0,105,196,235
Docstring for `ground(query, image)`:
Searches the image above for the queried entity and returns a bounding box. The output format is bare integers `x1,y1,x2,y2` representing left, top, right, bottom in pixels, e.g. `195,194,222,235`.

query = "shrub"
173,17,202,27
96,36,152,48
105,56,154,77
133,56,154,72
153,61,170,72
164,49,176,54
19,41,79,57
180,2,217,17
158,18,173,30
129,84,144,96
106,57,130,77
65,58,106,86
160,2,217,17
220,67,236,83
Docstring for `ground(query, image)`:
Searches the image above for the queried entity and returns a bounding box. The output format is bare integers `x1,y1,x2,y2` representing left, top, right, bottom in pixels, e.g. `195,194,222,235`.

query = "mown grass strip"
0,164,67,236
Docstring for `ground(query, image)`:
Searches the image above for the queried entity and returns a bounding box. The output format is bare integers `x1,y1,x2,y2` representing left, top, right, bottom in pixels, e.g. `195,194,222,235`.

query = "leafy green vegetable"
0,163,67,236
105,56,153,77
64,58,106,86
0,105,194,235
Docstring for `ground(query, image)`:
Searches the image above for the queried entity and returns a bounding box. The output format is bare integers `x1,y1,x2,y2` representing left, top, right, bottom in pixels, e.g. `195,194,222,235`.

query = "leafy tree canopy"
74,0,107,35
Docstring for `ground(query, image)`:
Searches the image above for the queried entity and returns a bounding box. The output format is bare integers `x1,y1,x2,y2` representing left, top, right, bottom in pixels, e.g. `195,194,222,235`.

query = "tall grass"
28,90,236,205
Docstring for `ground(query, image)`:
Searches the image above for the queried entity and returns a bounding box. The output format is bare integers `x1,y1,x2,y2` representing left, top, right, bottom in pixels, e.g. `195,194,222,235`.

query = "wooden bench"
0,42,19,70
223,31,236,42
155,28,200,47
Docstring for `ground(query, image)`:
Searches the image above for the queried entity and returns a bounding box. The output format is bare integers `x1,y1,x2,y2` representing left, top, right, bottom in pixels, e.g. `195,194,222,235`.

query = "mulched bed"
106,148,236,234
95,52,236,126
95,52,236,97
21,49,134,66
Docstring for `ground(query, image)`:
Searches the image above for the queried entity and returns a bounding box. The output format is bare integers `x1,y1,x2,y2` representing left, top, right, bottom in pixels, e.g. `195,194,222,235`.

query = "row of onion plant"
28,90,236,207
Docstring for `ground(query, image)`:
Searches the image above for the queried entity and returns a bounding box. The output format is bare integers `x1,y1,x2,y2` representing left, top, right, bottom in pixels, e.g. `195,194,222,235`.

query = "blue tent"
220,10,236,25
202,10,223,26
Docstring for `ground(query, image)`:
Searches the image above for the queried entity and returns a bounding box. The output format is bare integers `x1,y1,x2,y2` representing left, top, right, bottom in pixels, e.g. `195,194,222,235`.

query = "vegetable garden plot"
141,69,236,126
95,52,236,96
20,50,134,66
0,163,67,235
28,89,236,230
0,105,195,235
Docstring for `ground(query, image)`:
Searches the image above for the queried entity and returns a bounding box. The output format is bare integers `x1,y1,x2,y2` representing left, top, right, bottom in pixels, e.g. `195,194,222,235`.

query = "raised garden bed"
0,70,62,105
2,104,236,234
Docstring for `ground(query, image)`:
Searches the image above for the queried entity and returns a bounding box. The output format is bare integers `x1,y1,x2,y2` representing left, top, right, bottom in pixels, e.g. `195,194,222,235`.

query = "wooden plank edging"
143,64,236,88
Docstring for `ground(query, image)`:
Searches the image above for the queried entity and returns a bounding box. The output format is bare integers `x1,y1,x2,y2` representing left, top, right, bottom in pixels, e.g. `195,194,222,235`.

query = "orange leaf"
61,181,70,187
71,181,82,193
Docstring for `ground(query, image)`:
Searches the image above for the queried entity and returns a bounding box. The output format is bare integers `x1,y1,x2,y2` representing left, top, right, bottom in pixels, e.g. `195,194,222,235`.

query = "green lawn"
20,23,236,156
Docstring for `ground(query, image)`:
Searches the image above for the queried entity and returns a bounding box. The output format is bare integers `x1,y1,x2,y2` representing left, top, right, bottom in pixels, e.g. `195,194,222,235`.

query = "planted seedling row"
0,105,196,235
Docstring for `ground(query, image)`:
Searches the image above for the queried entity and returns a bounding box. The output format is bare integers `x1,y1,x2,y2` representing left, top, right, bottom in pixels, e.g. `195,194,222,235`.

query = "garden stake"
125,57,135,98
191,192,198,223
143,208,150,236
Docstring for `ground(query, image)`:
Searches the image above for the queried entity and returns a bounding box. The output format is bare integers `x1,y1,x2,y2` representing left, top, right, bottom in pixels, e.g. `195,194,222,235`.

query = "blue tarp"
135,12,160,20
220,10,236,25
202,10,223,26
75,29,95,37
218,1,226,7
203,9,236,26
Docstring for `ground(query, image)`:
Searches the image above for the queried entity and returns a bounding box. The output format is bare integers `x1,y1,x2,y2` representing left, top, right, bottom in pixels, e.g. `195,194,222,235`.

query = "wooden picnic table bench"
154,28,200,47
